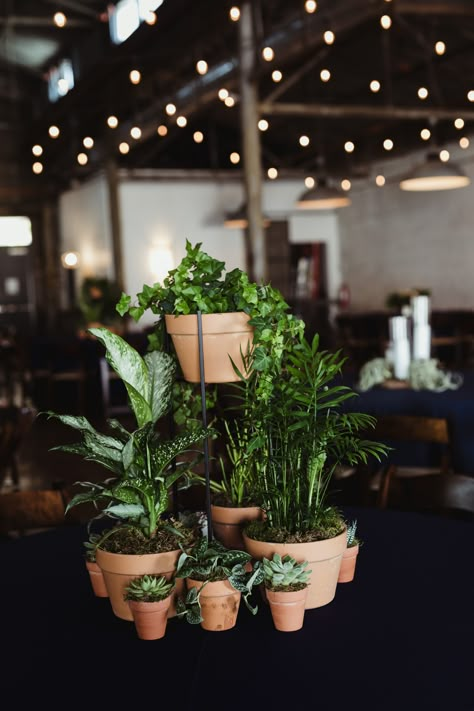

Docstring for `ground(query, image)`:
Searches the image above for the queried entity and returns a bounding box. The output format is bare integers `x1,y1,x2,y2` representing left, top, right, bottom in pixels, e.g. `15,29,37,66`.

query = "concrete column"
105,158,125,292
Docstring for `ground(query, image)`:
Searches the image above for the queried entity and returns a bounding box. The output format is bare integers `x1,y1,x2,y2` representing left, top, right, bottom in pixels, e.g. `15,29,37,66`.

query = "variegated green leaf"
144,350,176,422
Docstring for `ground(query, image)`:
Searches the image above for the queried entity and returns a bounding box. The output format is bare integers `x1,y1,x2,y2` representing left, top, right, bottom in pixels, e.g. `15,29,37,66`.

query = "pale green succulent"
124,574,175,602
346,519,359,547
262,553,311,590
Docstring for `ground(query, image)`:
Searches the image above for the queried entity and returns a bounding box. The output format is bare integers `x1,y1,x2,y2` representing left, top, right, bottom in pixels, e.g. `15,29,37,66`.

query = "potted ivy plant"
123,574,176,640
175,537,263,631
338,519,361,583
44,326,214,621
241,333,389,610
116,239,296,384
83,531,108,598
262,553,311,632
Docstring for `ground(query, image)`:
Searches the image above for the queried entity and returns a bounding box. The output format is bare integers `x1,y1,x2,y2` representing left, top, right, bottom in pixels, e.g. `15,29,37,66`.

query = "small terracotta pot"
128,596,172,640
211,504,262,550
266,587,308,632
164,312,253,383
338,544,359,583
186,578,241,631
85,560,109,598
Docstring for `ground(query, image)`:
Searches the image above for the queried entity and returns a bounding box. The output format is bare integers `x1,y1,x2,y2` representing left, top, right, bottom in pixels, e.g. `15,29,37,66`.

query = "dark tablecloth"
1,508,472,710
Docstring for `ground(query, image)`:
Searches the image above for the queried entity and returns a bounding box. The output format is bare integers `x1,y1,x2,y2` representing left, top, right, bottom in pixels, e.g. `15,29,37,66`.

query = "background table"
1,507,472,710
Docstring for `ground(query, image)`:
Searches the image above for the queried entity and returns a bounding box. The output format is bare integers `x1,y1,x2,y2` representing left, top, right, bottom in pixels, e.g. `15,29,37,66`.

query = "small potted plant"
83,531,108,598
262,553,311,632
338,519,361,583
124,574,176,640
175,537,263,631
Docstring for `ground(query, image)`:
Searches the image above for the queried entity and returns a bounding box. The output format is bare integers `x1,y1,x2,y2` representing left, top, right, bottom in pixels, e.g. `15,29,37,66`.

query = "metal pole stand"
197,311,213,542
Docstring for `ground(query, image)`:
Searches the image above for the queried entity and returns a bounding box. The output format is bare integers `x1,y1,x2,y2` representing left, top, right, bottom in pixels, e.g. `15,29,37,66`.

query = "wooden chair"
389,472,474,522
0,487,72,537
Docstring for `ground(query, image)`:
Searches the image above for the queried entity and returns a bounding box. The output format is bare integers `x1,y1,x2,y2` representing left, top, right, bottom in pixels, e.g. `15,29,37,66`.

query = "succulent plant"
346,520,360,547
124,574,175,602
262,553,311,591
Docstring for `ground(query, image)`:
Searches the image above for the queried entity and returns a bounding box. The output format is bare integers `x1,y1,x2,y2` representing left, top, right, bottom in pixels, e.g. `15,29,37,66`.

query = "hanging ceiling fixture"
224,204,271,228
296,179,351,210
399,152,470,191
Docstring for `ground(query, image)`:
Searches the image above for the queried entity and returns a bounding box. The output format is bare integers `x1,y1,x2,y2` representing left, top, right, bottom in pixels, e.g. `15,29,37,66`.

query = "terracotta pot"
266,586,308,632
95,548,183,621
242,528,347,609
164,312,253,383
186,578,241,631
85,560,109,598
338,544,359,583
211,504,262,550
128,595,172,640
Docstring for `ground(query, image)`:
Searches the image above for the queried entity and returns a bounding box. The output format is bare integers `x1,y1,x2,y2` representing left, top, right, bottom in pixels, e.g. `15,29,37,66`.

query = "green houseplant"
338,519,361,584
262,553,311,632
45,326,214,620
124,574,176,640
78,276,123,333
83,531,109,598
175,537,263,631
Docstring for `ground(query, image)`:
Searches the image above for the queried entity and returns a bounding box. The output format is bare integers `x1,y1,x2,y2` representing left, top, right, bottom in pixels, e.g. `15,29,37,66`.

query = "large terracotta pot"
242,528,347,609
95,548,183,621
338,544,359,583
266,587,308,632
164,312,253,383
128,595,172,640
186,578,241,631
211,504,262,550
85,560,109,598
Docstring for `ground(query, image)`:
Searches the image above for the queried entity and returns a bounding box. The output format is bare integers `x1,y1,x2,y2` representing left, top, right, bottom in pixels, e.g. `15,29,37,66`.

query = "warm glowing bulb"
224,96,235,107
299,135,310,147
467,90,474,102
454,118,464,129
375,174,386,187
54,12,66,27
57,78,69,96
435,41,446,56
77,153,88,165
218,88,229,100
439,149,450,162
62,252,79,268
305,0,317,13
341,179,351,191
383,138,394,151
166,103,177,116
129,69,141,85
344,141,355,153
193,131,204,143
145,11,156,25
157,125,168,137
420,128,431,140
229,6,240,21
370,80,381,93
196,60,208,75
230,152,240,164
320,69,331,82
48,125,60,138
176,115,187,127
380,15,392,29
418,87,429,100
258,119,269,131
460,137,470,149
267,167,278,179
107,115,119,128
305,176,315,189
262,47,274,62
119,142,130,154
32,162,43,175
324,30,335,45
272,70,282,83
130,126,142,139
83,137,94,149
32,145,43,157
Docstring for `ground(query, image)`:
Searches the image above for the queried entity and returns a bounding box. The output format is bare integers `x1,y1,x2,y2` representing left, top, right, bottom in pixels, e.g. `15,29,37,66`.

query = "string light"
299,135,310,147
305,176,315,189
145,11,156,25
157,125,168,136
229,6,240,21
32,145,43,157
375,174,386,186
459,137,470,149
454,118,464,129
435,41,446,56
324,30,335,45
305,1,317,14
165,103,177,116
383,138,394,151
57,78,69,96
320,69,331,82
119,142,130,154
53,12,67,27
341,179,351,191
344,141,355,153
380,15,392,30
267,167,278,179
218,88,229,100
129,69,141,85
107,115,119,128
130,126,142,139
83,137,94,149
272,70,282,82
193,131,204,143
176,116,187,127
258,119,269,131
48,125,60,139
230,152,240,164
32,162,43,175
418,87,429,100
262,47,274,62
439,149,450,162
224,96,235,107
77,153,88,165
420,128,431,140
467,90,474,102
370,80,381,93
196,60,208,75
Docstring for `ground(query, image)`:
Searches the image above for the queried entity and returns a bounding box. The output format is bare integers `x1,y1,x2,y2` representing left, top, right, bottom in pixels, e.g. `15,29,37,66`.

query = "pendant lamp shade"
399,152,470,191
296,180,351,210
224,204,270,228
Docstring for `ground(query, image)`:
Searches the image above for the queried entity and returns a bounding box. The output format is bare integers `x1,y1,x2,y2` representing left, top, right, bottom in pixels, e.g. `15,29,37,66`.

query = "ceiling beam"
396,2,474,15
259,102,474,121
